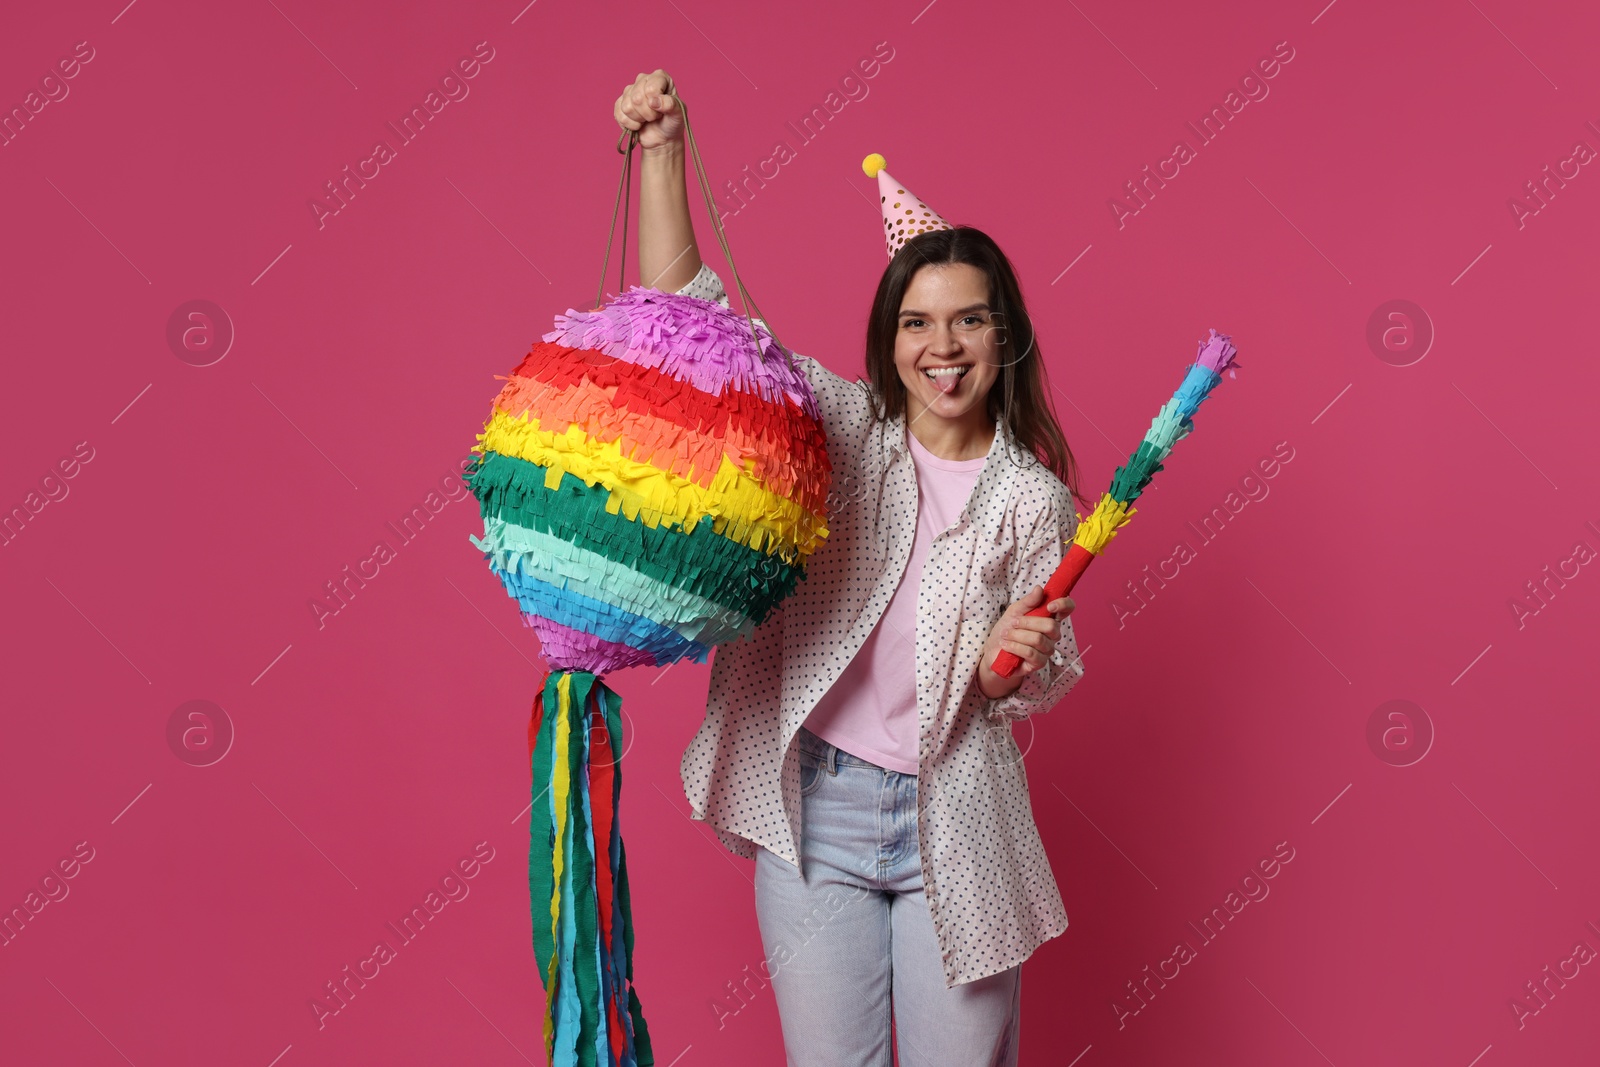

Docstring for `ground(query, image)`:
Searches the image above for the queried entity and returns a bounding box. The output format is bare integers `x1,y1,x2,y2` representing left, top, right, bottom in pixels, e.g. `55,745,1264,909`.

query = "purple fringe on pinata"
531,615,662,675
544,287,820,420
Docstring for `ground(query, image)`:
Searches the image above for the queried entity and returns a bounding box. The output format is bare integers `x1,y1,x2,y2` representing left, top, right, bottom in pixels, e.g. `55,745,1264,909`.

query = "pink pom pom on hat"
863,153,953,259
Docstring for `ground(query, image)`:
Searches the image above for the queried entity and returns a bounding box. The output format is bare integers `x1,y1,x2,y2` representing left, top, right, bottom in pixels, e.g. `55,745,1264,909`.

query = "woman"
617,70,1088,1066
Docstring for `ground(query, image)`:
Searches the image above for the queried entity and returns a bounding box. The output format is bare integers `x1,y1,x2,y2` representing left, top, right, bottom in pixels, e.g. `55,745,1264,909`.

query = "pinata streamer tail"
529,670,655,1066
989,329,1238,679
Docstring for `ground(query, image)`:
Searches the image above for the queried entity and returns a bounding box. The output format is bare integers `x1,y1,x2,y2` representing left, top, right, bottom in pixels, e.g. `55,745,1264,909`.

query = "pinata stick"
990,328,1240,678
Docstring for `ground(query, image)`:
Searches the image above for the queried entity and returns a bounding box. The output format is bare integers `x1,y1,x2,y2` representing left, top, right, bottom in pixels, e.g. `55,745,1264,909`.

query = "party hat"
863,153,952,259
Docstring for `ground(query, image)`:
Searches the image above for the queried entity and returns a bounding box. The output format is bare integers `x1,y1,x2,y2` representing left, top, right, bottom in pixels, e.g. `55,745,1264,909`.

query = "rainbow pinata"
464,283,830,1067
466,286,831,673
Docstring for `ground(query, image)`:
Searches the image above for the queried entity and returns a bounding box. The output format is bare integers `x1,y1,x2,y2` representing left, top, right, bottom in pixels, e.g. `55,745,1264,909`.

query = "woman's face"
893,262,1002,432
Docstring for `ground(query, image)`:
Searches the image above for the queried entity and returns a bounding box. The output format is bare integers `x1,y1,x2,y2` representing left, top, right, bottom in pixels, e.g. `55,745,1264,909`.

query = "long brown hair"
862,225,1088,510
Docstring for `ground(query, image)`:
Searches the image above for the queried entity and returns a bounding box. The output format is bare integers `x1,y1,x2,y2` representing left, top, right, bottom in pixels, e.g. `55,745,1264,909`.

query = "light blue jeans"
754,726,1022,1066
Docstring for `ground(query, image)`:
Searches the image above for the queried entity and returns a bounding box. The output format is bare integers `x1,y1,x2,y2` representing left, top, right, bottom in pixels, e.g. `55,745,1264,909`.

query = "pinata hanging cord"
601,92,796,370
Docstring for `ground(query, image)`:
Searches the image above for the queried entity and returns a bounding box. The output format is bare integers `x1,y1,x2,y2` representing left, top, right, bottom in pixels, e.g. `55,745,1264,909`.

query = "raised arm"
614,69,702,293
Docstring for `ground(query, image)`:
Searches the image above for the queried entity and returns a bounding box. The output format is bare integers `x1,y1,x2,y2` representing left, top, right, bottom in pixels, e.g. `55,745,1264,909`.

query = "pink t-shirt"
803,431,988,774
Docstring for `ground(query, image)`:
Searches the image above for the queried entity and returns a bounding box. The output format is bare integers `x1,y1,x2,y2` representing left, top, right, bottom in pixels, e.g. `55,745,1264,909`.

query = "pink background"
3,0,1598,1063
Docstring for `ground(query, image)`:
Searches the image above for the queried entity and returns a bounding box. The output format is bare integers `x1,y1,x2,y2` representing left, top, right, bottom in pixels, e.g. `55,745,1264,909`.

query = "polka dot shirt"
674,262,1087,989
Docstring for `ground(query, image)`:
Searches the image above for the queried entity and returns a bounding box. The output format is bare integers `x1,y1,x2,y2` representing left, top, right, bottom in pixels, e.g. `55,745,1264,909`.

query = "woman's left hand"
975,586,1075,700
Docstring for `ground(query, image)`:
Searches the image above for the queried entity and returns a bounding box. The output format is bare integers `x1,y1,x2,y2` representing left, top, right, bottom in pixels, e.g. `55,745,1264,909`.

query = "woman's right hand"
614,70,683,151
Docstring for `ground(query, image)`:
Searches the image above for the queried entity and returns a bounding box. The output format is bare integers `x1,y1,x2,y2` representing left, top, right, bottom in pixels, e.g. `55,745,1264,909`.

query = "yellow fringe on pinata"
478,408,829,560
1071,493,1136,555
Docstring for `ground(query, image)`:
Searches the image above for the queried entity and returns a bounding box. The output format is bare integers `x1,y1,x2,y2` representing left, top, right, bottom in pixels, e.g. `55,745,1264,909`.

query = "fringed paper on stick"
990,328,1240,677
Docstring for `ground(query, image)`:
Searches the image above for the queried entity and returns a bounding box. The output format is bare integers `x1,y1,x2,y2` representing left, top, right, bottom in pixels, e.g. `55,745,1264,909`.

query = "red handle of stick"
989,543,1096,679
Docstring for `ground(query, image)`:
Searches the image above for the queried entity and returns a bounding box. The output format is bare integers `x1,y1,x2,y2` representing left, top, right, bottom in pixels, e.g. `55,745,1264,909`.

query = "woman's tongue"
930,369,962,395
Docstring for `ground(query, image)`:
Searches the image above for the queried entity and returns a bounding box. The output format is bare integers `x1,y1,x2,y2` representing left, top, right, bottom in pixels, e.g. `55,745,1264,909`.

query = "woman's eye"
902,317,985,328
